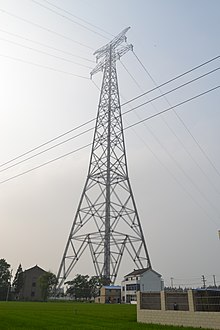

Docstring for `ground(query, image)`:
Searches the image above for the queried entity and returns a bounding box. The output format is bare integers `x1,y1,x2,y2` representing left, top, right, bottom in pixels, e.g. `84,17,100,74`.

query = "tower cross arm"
93,27,131,61
90,27,133,78
90,58,107,77
90,44,133,77
116,44,133,60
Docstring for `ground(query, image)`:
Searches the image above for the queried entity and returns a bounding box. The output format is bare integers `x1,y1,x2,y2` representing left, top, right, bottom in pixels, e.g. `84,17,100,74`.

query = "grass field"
0,301,210,330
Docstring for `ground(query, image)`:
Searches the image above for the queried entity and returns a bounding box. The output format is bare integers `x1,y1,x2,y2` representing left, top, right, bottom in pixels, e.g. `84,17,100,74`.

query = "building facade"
121,268,163,303
95,286,121,304
20,265,46,301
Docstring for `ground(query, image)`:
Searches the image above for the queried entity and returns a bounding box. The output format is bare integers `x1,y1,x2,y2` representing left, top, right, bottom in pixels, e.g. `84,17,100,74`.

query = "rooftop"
103,286,121,290
124,268,162,277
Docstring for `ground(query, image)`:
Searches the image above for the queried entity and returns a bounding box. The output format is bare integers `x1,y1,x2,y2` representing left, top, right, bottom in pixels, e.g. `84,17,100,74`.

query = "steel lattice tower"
57,28,151,288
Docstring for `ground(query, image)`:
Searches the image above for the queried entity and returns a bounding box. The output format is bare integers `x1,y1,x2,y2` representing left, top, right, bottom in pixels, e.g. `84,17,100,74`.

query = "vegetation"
39,271,57,301
65,274,109,300
12,264,24,299
0,301,210,330
0,259,11,300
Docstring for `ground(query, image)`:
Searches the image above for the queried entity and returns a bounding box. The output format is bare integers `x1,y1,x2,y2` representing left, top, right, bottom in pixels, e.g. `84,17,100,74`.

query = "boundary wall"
137,291,220,329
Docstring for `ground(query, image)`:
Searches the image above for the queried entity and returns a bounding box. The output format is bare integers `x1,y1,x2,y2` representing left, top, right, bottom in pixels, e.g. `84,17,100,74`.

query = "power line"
1,84,219,187
124,85,220,130
120,61,220,195
0,118,95,168
0,127,94,174
132,50,220,180
127,123,219,228
0,28,94,63
0,8,93,50
91,79,100,90
0,38,93,69
122,67,220,116
120,60,142,89
42,0,114,38
122,54,220,107
0,143,92,185
29,0,110,40
1,65,219,171
122,97,219,227
122,74,220,219
2,66,219,173
0,53,90,79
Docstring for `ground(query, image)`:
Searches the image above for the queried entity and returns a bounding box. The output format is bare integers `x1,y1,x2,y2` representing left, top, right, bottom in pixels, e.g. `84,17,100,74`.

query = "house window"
32,282,36,287
126,284,140,291
31,291,35,297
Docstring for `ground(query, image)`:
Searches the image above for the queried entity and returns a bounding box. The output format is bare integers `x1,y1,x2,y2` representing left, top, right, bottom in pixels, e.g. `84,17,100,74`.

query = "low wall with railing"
137,289,220,329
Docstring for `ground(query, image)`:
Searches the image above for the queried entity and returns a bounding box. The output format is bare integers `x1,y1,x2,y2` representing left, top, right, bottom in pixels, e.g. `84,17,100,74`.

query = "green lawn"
0,302,209,330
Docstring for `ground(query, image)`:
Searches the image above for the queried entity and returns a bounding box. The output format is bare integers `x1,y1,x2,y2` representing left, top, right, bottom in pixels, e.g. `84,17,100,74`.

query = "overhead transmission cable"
126,122,219,227
122,67,220,115
0,38,93,69
120,61,220,194
120,60,142,89
0,84,219,187
121,87,220,227
29,0,110,40
0,118,95,168
122,54,220,107
41,0,114,38
0,127,94,174
0,8,93,50
124,85,220,130
1,67,219,171
132,50,220,179
0,53,90,79
0,143,92,185
0,61,219,170
0,29,94,63
125,84,220,220
120,62,220,215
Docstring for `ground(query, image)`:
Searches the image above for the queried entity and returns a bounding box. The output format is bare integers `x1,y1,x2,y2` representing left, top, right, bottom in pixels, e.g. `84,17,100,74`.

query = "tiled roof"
125,268,161,277
24,265,46,273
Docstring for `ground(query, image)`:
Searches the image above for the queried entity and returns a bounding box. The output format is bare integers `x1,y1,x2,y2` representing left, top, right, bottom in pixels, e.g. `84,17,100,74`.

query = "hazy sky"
0,0,220,288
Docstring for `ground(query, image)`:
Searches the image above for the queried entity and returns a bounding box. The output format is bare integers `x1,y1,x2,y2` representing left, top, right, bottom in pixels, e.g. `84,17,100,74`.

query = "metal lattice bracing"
57,28,151,288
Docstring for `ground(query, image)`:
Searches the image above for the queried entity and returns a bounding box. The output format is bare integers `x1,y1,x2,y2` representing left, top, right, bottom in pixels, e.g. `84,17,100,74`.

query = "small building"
95,285,121,304
121,268,163,303
20,265,46,301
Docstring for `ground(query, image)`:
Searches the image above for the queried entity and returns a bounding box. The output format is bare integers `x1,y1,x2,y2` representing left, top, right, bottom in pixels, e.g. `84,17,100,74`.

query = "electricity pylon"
56,27,151,289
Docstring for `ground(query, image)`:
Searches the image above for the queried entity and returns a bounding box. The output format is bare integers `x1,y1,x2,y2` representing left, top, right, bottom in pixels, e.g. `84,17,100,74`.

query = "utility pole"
56,28,151,290
202,275,206,288
213,275,217,287
170,277,174,289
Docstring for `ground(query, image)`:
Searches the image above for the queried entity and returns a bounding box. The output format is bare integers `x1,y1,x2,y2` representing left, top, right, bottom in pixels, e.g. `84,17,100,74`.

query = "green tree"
0,259,11,300
12,264,24,299
39,271,57,301
66,274,107,300
66,274,90,300
88,276,102,298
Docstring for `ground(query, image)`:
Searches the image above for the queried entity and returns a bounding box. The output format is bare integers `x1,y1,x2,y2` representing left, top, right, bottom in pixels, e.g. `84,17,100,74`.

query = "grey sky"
0,0,220,288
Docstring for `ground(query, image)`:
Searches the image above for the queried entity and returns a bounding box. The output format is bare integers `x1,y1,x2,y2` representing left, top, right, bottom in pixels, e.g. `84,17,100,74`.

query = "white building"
121,268,163,303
